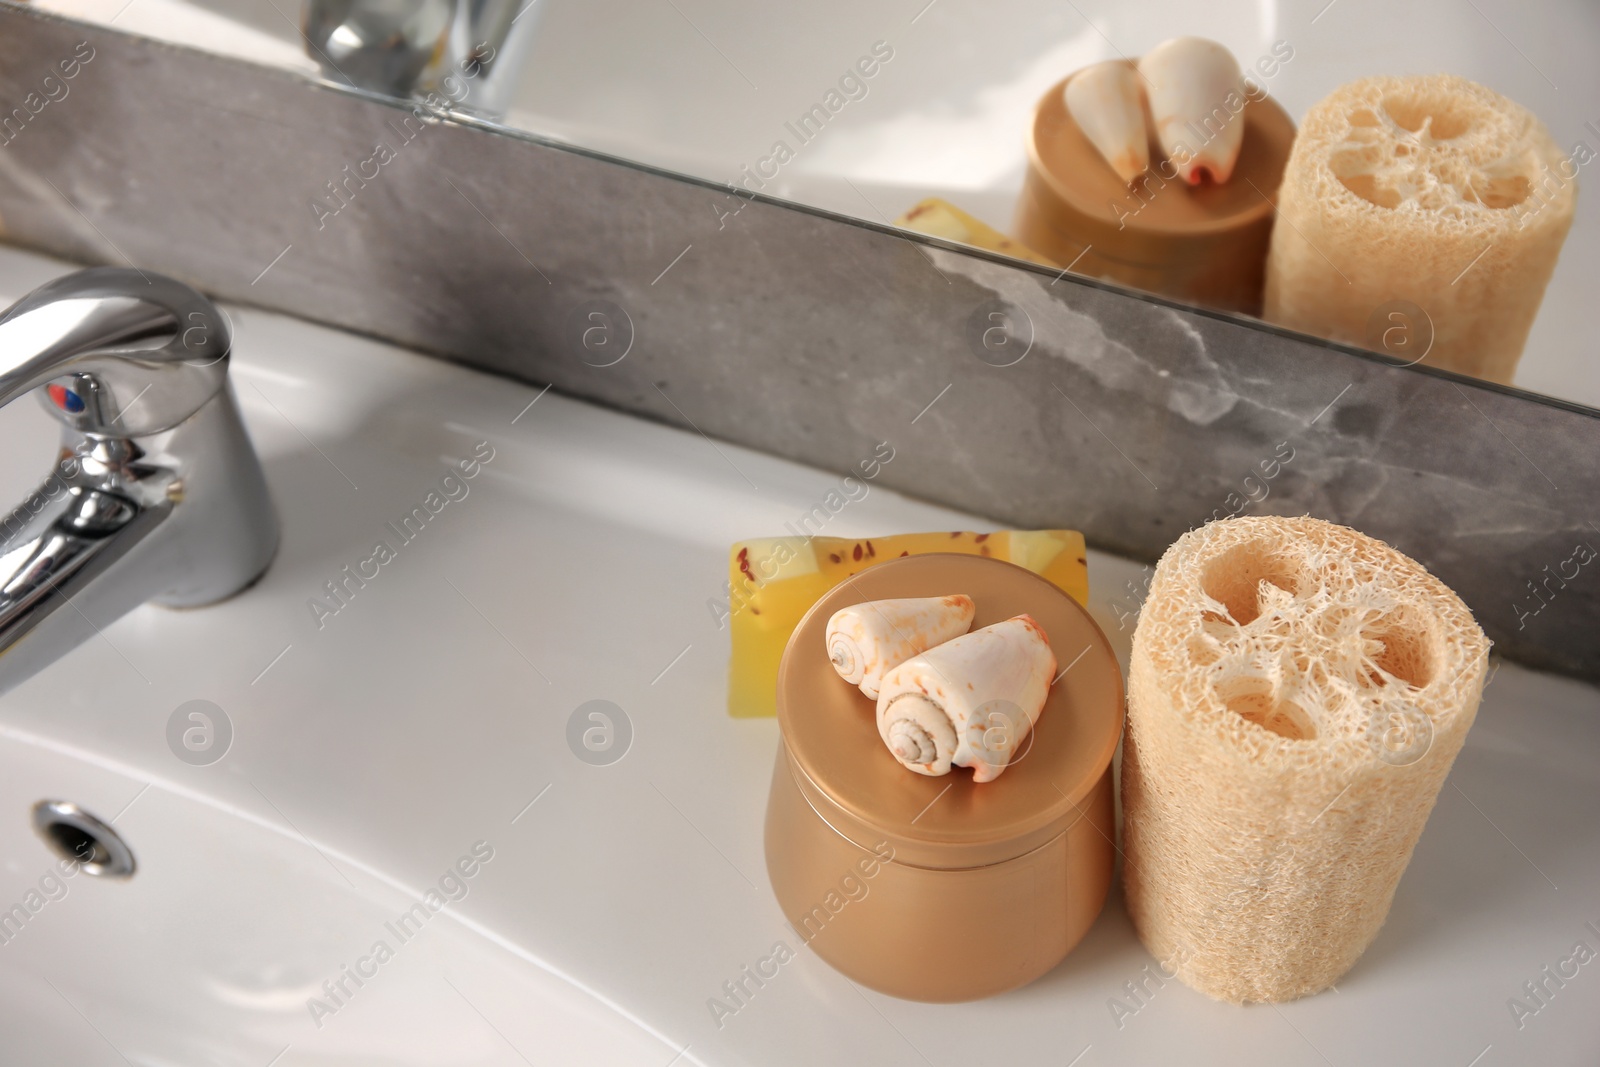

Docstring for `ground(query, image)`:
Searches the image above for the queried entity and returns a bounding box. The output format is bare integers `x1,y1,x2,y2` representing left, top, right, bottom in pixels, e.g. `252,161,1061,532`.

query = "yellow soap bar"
895,198,1059,268
723,530,1089,717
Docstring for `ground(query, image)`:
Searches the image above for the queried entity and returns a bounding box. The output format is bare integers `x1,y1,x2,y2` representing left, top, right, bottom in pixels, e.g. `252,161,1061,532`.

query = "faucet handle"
0,267,230,437
0,267,278,697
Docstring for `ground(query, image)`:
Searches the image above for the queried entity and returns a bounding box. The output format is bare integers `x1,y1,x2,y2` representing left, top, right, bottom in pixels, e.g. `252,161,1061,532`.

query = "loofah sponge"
1122,516,1490,1003
1264,75,1575,384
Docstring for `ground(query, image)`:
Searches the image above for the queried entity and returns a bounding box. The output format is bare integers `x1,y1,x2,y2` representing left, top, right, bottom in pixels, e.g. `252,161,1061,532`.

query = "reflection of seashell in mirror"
1264,75,1576,384
875,615,1056,783
1016,65,1295,315
1064,61,1151,184
1137,37,1246,185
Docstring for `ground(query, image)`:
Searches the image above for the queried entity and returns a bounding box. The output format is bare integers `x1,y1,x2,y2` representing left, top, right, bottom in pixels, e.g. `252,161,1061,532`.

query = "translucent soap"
724,530,1088,717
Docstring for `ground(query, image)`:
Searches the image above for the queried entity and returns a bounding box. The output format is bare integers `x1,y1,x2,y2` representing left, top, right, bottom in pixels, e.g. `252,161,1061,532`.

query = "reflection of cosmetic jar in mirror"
763,554,1123,1002
1015,66,1296,315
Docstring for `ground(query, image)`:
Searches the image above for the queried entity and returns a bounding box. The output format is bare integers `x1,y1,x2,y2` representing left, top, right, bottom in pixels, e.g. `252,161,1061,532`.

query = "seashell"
1064,60,1151,184
1137,37,1246,185
826,595,976,700
875,614,1056,783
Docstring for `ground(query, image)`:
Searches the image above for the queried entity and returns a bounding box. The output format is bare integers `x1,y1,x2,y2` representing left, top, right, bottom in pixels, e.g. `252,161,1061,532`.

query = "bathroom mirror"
24,0,1600,408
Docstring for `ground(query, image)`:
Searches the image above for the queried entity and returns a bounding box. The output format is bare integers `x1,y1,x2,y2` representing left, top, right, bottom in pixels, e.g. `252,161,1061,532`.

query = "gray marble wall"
0,6,1594,678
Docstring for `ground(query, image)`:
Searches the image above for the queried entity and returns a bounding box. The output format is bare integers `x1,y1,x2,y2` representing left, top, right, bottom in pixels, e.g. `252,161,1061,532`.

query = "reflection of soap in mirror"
1014,65,1296,315
895,199,1057,267
1264,75,1576,385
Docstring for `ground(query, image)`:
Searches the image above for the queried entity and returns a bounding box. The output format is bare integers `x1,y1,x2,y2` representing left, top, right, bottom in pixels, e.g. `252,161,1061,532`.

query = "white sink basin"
0,738,669,1065
0,244,1594,1065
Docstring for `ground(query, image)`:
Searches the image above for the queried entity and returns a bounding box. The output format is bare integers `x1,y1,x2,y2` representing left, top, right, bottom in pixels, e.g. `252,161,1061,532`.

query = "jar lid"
775,553,1124,869
1024,68,1296,260
1024,68,1299,294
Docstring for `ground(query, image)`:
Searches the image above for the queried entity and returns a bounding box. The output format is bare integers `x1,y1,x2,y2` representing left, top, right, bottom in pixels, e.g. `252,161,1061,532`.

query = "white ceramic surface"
0,244,1594,1064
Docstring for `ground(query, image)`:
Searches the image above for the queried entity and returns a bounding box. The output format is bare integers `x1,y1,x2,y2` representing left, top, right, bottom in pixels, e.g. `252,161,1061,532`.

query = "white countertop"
0,243,1594,1065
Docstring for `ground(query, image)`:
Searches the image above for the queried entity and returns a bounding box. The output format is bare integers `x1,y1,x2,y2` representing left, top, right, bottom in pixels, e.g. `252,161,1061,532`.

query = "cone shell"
1137,37,1246,185
1064,60,1151,184
875,614,1057,783
825,595,976,700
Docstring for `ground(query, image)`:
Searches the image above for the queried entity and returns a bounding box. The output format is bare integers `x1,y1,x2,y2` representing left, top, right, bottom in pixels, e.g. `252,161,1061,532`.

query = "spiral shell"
875,615,1056,783
824,595,976,700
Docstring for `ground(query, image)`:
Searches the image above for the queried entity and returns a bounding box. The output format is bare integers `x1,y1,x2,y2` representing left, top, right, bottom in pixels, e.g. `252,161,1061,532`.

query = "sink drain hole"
31,800,136,878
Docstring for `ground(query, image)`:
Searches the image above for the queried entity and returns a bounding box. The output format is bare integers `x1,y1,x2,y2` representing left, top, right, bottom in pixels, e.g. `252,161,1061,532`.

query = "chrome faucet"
0,268,277,696
302,0,541,120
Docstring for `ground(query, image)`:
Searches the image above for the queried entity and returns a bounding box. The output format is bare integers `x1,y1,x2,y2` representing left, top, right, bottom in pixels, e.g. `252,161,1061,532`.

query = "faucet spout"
0,268,277,697
303,0,541,119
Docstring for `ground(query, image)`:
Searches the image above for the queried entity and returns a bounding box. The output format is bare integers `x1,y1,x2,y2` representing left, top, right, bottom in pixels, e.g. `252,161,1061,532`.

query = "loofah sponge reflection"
1264,74,1575,384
